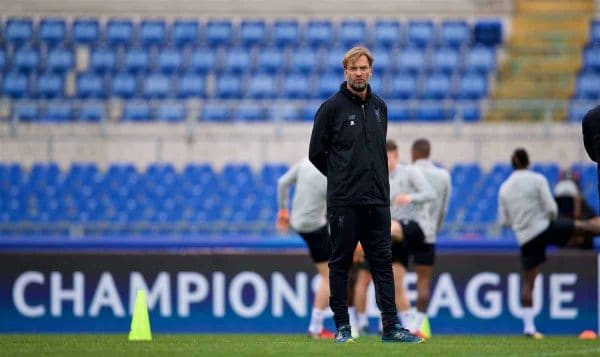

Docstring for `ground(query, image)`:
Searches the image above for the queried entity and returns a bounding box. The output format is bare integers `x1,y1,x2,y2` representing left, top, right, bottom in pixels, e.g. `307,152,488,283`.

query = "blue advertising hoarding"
0,251,597,334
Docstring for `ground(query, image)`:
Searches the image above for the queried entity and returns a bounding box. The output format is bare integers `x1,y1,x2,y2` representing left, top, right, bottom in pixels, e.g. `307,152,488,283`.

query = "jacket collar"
340,81,371,104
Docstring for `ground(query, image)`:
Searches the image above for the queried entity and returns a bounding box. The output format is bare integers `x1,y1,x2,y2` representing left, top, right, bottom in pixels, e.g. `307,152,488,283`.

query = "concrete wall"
0,122,589,171
0,0,512,17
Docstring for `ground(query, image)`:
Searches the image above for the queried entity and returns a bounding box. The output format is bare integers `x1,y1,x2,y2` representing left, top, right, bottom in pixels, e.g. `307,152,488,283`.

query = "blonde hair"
342,46,374,69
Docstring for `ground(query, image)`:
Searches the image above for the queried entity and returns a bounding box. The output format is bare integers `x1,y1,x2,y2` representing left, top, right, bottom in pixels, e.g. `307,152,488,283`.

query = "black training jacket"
309,82,390,207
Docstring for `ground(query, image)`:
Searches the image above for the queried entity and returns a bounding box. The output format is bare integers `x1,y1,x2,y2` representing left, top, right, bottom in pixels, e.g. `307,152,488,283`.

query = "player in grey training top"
277,158,334,339
397,138,451,338
498,148,600,339
385,140,435,337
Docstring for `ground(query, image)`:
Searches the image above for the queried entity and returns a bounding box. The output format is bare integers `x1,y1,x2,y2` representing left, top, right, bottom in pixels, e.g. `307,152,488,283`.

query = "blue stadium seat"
189,47,217,73
339,20,366,47
106,19,134,46
234,102,266,121
465,45,495,73
0,48,5,70
273,20,299,47
415,102,446,121
45,46,74,73
246,73,277,99
206,20,233,47
73,18,99,45
77,72,105,98
590,19,600,44
371,47,392,74
13,45,39,73
176,72,206,98
373,20,401,48
142,73,172,98
139,20,166,46
222,47,251,73
306,20,333,47
256,46,284,73
316,72,341,99
3,71,30,98
6,18,33,46
575,72,600,99
155,102,186,122
407,20,434,47
474,19,503,46
387,102,411,121
324,47,346,73
110,72,138,98
240,20,266,47
568,101,596,123
396,46,425,73
456,72,487,99
441,21,469,47
387,72,417,99
268,104,299,121
36,72,64,98
288,46,319,73
79,101,106,122
455,101,481,121
200,102,230,122
39,18,67,46
583,46,600,72
44,101,73,121
156,47,183,73
281,72,310,99
122,100,151,121
431,47,460,74
215,72,243,98
13,102,38,121
421,72,451,99
172,20,199,47
90,46,117,73
123,47,151,73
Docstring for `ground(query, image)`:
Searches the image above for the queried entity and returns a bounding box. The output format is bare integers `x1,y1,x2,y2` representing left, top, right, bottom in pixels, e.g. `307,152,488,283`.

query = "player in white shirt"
498,148,600,339
403,138,452,338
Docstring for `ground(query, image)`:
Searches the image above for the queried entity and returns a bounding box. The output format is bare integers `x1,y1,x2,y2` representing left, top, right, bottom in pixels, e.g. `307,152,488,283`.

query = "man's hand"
276,209,290,233
394,194,411,205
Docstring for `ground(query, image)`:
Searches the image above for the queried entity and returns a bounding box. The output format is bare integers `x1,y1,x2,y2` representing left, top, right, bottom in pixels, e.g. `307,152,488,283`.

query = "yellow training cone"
129,289,152,341
420,316,431,339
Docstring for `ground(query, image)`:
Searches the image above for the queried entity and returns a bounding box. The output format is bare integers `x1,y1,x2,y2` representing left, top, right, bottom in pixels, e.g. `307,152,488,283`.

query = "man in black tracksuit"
582,105,600,207
308,46,422,344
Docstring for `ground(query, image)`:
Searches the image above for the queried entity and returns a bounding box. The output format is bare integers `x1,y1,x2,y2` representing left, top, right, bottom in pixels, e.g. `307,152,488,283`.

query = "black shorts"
391,219,435,267
520,218,576,270
298,225,332,263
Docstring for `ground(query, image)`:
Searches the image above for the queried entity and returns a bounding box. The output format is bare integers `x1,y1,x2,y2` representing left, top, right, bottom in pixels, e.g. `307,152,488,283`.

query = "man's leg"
521,267,542,338
413,264,433,334
308,261,331,336
358,206,399,333
393,262,412,327
328,206,359,330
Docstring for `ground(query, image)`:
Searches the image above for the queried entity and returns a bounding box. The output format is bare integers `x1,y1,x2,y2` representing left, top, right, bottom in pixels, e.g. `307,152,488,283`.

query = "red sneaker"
413,330,428,340
308,328,335,339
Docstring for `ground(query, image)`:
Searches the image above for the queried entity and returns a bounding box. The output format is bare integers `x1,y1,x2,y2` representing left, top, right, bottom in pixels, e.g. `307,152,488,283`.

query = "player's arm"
309,103,332,176
436,173,452,232
395,168,435,205
498,189,510,227
582,113,597,162
538,176,558,220
276,164,299,232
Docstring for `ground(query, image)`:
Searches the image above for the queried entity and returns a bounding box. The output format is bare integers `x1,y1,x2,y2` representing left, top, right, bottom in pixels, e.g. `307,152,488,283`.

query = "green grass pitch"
1,334,599,356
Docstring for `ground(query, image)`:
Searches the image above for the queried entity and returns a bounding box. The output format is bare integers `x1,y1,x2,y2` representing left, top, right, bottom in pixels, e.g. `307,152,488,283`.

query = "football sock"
308,307,327,334
522,307,536,334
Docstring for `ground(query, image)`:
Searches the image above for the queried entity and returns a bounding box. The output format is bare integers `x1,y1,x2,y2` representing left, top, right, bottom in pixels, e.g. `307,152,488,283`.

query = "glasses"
346,66,371,73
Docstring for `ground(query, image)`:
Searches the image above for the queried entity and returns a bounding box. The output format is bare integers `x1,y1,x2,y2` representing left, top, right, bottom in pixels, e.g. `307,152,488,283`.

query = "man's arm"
582,108,599,162
498,189,510,227
407,168,435,204
539,176,559,220
308,103,332,176
277,163,299,211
